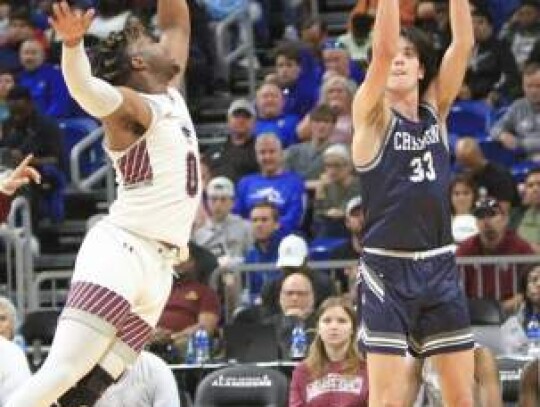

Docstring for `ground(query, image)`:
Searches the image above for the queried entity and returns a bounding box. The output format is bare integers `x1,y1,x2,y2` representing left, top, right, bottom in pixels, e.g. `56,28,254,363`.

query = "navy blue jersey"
357,103,453,250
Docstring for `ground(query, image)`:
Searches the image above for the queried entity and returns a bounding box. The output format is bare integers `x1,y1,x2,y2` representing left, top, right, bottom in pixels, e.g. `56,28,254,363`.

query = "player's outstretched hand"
48,1,95,47
0,155,41,196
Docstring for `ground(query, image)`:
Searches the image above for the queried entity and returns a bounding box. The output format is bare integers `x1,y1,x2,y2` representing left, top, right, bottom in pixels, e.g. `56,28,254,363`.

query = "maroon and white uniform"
63,88,201,361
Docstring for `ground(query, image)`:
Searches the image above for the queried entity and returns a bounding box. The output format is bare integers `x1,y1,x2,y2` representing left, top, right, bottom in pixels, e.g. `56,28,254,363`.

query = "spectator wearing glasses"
314,144,362,238
457,196,534,313
261,234,335,316
264,272,317,360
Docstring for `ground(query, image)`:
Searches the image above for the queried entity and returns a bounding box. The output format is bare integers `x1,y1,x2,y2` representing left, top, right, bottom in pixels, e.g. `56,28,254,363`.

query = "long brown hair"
304,297,363,379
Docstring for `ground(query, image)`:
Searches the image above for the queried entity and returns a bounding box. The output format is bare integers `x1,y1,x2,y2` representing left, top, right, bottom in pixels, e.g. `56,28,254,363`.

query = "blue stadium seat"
478,138,518,167
309,237,348,261
58,117,103,178
447,101,492,138
511,161,538,183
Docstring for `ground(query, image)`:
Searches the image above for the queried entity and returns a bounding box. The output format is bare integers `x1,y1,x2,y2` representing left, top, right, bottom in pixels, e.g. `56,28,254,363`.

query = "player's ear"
130,54,146,71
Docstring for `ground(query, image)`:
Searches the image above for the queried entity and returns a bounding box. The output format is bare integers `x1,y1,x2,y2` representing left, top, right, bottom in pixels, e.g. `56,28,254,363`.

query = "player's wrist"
63,37,83,48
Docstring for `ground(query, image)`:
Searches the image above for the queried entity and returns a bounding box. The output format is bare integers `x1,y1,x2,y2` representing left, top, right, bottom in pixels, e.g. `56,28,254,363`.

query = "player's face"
318,306,353,348
523,173,540,207
526,267,540,306
523,71,540,108
451,182,475,215
0,306,13,340
276,56,301,86
130,35,180,83
386,37,424,94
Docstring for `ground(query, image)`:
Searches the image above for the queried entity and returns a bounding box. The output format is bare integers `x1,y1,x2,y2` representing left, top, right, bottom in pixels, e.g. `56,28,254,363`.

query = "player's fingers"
82,8,96,29
24,167,41,184
58,1,72,19
51,2,63,19
12,154,33,177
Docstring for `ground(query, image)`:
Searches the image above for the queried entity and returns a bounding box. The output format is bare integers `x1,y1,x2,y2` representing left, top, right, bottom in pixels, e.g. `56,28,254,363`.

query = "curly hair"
91,23,150,86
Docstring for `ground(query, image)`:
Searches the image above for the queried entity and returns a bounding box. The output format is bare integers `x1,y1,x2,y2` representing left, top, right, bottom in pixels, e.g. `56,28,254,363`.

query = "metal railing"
0,196,33,314
27,255,540,321
214,6,257,98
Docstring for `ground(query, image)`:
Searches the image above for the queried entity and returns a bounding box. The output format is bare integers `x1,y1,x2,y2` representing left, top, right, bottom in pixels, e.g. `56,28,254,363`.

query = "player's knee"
57,365,116,407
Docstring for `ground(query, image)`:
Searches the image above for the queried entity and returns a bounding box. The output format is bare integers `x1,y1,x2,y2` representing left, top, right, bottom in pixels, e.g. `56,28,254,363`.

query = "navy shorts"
358,251,474,357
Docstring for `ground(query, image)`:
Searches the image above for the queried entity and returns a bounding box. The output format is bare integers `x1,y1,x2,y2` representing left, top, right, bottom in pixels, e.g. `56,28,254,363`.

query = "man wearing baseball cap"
194,176,252,269
205,99,259,183
261,234,335,315
457,196,534,313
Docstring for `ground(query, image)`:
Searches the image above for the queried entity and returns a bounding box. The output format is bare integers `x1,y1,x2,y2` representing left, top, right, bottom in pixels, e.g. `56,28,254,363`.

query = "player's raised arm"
425,0,474,119
351,0,399,165
50,2,151,130
158,0,190,88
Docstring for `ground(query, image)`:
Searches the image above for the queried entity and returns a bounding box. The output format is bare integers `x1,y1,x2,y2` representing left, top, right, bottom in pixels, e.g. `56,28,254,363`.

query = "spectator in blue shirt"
321,39,364,85
18,39,74,118
234,132,305,235
270,43,319,118
244,201,282,301
254,82,300,148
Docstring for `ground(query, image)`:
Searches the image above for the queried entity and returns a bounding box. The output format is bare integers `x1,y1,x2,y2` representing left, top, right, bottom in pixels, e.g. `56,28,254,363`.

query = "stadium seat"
478,138,518,167
309,237,348,261
194,365,289,407
511,161,538,183
58,117,102,178
231,304,265,324
20,309,60,369
467,298,503,326
447,101,491,138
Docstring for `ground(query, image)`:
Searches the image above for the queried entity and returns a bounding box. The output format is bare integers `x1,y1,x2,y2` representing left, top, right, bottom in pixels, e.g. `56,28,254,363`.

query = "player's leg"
414,253,475,407
5,318,115,407
366,354,411,406
358,254,415,406
58,225,174,407
6,221,144,407
431,349,474,406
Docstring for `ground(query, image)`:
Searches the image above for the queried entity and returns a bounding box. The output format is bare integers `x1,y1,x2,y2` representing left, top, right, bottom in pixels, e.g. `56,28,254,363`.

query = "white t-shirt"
0,337,31,406
95,351,180,407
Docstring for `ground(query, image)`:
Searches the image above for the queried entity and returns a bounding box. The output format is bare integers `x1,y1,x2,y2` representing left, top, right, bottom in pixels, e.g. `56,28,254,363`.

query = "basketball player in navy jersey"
352,0,475,406
6,1,201,407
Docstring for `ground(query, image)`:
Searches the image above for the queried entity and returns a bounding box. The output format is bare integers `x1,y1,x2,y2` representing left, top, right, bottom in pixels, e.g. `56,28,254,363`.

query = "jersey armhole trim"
420,101,450,152
355,115,398,173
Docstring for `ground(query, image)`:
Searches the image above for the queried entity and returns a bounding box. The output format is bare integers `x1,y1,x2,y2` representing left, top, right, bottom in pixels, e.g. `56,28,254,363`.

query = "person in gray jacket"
491,62,540,161
193,176,252,316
